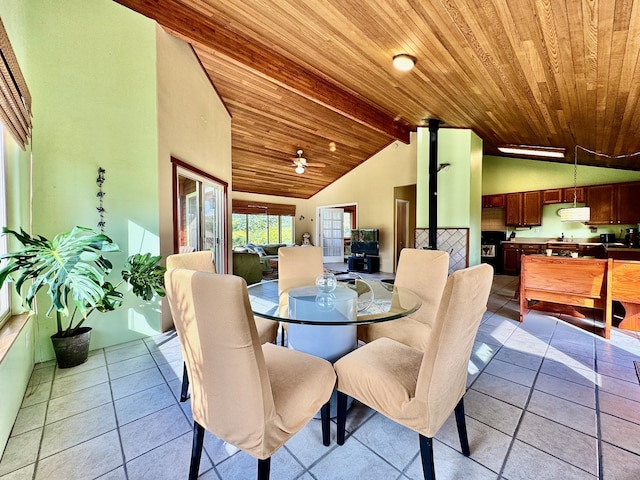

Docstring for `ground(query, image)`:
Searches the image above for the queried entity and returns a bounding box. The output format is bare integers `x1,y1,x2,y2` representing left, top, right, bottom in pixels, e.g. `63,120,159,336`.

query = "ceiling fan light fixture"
392,54,416,71
295,165,305,174
497,145,565,159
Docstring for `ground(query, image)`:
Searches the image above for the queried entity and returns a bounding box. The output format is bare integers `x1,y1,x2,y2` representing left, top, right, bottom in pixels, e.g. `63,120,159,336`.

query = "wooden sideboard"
519,256,610,337
520,255,640,339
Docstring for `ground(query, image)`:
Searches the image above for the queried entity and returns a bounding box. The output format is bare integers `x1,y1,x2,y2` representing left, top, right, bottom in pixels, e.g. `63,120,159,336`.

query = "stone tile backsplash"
415,228,469,274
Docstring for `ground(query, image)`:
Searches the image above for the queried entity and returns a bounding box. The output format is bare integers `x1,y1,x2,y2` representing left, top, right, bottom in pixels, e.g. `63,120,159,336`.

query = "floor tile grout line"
106,344,131,480
595,338,604,480
28,351,63,480
328,427,406,479
495,321,556,479
147,336,220,479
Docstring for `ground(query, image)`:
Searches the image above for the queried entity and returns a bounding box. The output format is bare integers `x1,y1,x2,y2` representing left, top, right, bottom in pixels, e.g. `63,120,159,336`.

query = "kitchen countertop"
501,238,607,246
604,246,640,252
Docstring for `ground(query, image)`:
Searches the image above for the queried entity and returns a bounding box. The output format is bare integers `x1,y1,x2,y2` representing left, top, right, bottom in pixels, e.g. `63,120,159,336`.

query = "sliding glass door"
173,160,227,272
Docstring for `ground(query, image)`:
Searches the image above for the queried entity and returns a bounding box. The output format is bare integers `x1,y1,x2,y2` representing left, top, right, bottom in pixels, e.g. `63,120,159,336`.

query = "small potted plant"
0,226,166,368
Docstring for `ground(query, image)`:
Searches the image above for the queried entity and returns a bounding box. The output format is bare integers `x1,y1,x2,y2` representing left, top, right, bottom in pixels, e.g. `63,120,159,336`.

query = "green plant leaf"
122,253,166,301
0,227,120,334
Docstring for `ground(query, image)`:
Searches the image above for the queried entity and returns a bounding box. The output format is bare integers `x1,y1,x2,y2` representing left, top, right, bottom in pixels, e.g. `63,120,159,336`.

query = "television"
350,229,379,256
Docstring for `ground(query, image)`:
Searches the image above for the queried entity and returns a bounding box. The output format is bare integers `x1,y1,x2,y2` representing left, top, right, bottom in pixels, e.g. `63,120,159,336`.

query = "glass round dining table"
249,278,421,417
248,279,421,361
247,279,422,326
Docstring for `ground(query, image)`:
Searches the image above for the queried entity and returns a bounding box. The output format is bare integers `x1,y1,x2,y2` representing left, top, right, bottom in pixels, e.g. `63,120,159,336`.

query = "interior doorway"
317,203,357,263
395,199,409,266
393,185,416,271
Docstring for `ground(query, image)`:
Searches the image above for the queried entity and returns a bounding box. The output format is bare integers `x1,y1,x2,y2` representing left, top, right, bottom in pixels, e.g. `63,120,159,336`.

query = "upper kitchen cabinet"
543,187,585,204
505,191,542,226
482,194,506,208
542,189,562,204
586,184,614,224
616,182,640,224
563,186,585,203
586,182,640,224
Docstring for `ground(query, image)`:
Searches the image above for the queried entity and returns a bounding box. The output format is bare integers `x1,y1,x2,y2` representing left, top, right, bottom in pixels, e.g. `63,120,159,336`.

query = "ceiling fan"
291,149,325,174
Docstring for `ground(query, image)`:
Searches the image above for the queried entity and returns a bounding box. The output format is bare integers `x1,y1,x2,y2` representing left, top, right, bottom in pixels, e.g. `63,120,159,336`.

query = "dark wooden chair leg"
336,391,348,445
321,401,331,446
454,397,470,456
419,434,436,480
257,457,271,480
189,422,205,480
180,362,190,402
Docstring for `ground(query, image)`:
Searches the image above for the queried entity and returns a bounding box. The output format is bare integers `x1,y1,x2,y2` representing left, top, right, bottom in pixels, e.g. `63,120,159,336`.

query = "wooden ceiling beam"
115,0,412,143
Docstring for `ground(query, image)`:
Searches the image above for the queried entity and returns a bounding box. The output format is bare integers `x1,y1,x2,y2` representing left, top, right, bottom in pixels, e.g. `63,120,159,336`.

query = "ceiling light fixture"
392,54,416,71
497,145,565,159
558,145,590,222
295,165,305,174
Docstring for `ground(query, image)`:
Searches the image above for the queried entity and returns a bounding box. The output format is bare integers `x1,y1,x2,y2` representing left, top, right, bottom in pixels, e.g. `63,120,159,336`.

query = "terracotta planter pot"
50,327,92,368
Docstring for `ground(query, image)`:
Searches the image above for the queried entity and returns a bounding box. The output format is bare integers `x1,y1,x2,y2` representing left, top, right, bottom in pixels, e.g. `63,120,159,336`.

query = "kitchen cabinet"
616,182,640,224
586,182,640,224
482,194,505,208
542,187,584,205
502,242,545,275
562,186,584,203
542,189,562,204
505,191,542,226
586,184,614,224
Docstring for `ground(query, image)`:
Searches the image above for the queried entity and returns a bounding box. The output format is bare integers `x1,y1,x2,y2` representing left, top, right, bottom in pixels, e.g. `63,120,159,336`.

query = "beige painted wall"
156,27,232,330
307,134,418,272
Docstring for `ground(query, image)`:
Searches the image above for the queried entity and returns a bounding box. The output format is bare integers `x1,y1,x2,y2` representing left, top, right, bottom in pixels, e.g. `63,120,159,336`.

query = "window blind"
232,199,295,216
0,18,31,150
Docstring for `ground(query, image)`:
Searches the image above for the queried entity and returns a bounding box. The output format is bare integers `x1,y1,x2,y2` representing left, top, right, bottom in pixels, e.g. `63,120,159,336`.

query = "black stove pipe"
428,119,441,250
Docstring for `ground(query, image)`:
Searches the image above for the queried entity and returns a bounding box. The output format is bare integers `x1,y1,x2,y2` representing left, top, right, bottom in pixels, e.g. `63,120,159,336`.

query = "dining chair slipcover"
166,252,278,402
165,270,336,477
166,250,217,273
167,251,278,345
278,246,324,296
358,248,450,349
277,246,324,341
335,263,493,480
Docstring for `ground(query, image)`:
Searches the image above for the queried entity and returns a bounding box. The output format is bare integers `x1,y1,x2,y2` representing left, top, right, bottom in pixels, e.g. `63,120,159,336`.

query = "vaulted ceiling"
115,0,640,199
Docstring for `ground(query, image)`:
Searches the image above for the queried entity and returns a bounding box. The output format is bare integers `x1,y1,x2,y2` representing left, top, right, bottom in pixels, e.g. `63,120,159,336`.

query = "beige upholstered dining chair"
277,246,324,343
165,270,336,480
166,251,279,401
358,248,450,350
335,263,494,480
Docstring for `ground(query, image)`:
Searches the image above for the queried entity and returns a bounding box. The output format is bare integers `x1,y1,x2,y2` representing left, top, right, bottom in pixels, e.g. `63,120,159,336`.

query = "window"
232,213,294,246
231,200,295,246
0,126,10,325
172,158,227,272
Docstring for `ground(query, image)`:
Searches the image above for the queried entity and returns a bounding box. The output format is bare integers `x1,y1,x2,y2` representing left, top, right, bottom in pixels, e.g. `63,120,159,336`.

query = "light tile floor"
2,275,640,479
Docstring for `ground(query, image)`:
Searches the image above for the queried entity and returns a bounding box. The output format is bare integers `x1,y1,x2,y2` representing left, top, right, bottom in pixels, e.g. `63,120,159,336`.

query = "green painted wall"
0,1,37,456
417,128,483,265
483,155,640,194
0,128,34,455
19,0,159,361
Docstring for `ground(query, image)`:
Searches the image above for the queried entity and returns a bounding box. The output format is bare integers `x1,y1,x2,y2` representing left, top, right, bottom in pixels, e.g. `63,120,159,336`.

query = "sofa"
242,243,289,272
232,250,263,285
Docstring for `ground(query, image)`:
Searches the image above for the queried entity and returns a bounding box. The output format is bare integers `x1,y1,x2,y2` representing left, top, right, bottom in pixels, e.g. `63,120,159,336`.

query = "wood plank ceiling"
116,0,640,199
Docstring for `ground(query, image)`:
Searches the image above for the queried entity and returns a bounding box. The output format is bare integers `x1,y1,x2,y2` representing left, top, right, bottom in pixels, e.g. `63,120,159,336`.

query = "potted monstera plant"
0,226,165,368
